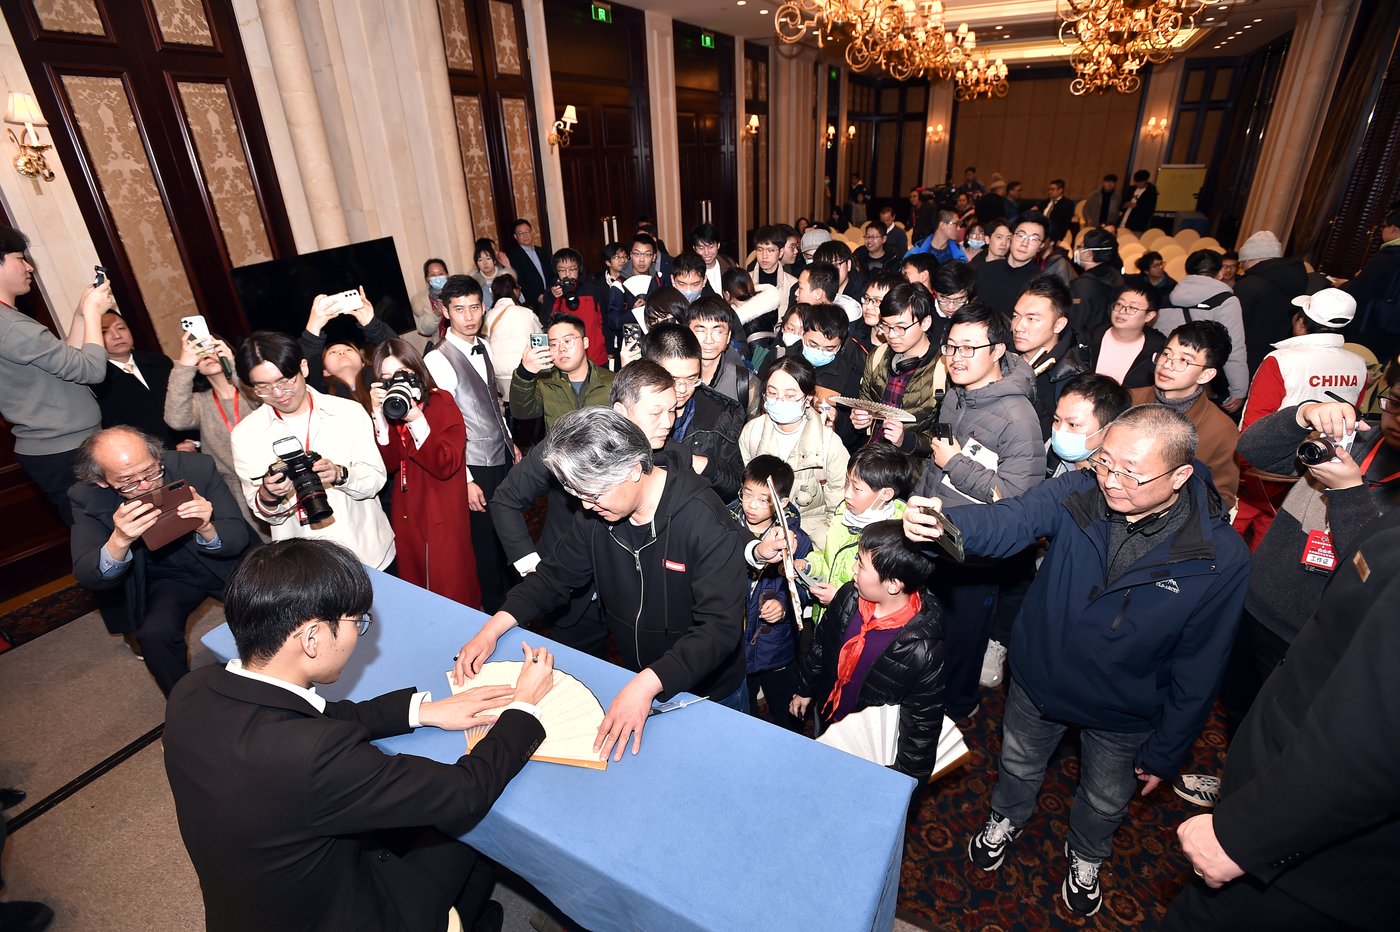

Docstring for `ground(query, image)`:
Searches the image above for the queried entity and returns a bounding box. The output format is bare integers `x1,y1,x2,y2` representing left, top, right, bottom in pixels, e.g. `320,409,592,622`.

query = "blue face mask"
764,398,807,425
803,344,838,368
427,275,447,291
1050,428,1095,463
679,288,704,304
966,238,986,250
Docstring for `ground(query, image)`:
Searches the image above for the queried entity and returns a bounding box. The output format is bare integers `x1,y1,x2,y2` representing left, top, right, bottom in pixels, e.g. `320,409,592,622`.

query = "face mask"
1050,428,1095,463
764,398,806,425
780,331,802,346
679,288,704,304
803,344,838,367
966,238,985,250
843,498,895,530
427,275,447,292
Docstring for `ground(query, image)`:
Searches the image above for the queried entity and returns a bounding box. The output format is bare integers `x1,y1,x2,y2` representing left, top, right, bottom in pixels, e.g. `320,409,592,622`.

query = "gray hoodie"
914,352,1045,506
1155,274,1250,402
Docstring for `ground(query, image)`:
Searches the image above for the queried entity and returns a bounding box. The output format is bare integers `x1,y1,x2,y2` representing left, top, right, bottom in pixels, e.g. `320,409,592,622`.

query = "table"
201,569,916,932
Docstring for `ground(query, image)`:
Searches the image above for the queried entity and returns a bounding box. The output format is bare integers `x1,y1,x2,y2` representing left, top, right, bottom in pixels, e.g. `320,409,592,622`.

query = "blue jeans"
711,679,750,714
990,681,1151,861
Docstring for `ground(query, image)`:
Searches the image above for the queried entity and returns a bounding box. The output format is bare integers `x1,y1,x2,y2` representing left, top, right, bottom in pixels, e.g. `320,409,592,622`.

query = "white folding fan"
447,661,608,771
817,705,971,782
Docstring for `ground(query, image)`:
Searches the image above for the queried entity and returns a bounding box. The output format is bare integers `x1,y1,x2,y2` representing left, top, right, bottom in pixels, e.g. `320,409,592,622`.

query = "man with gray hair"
69,426,255,694
456,406,749,762
905,404,1249,917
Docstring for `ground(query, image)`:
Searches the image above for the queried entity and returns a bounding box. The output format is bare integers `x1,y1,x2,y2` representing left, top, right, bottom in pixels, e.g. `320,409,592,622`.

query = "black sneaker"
1061,844,1103,916
967,811,1020,871
1173,773,1221,808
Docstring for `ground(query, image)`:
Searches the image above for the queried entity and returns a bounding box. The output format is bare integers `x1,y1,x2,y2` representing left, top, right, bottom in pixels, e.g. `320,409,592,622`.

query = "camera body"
381,371,423,421
1297,436,1341,467
559,277,580,311
269,436,334,527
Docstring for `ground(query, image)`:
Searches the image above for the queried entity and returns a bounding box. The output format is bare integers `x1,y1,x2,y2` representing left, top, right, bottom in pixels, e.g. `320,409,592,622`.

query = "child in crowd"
801,442,915,620
730,456,812,731
790,520,946,781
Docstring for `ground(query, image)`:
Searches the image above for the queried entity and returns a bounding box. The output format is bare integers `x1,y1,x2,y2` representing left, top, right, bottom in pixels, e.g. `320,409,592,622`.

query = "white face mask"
842,497,895,530
780,331,802,346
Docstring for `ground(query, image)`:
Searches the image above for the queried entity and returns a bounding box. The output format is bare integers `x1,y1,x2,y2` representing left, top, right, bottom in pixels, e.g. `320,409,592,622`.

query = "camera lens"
1296,438,1335,466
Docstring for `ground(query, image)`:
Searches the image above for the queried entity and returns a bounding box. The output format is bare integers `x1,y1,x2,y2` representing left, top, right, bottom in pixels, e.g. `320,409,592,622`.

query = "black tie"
470,344,484,356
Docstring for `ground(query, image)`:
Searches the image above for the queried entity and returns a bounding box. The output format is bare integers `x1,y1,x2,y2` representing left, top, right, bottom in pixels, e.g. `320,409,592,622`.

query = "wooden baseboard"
0,573,77,617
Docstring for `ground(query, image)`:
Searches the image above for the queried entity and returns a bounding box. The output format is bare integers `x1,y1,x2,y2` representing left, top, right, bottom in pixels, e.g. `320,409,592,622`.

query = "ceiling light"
1205,16,1214,21
759,7,768,12
1243,24,1251,28
994,24,1001,30
737,0,745,4
1253,18,1262,22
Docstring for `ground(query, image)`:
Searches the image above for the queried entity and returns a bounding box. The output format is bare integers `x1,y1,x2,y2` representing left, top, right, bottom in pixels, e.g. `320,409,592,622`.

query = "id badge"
1300,529,1337,575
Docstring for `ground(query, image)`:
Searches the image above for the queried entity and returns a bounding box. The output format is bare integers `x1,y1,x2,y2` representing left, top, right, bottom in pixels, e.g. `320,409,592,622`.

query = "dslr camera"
269,436,334,528
380,371,423,421
1297,434,1350,467
558,277,580,311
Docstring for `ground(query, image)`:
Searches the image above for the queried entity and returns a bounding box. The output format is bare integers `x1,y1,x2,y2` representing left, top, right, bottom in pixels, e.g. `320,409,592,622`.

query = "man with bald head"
70,426,254,694
905,404,1249,917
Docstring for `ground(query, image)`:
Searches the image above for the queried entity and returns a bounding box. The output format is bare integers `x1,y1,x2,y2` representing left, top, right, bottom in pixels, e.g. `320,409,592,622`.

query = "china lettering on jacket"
1308,374,1359,387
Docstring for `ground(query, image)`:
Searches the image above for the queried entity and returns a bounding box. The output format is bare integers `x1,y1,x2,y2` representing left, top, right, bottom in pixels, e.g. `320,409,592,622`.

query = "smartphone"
328,288,364,316
622,322,644,346
92,265,107,287
180,314,212,344
920,503,966,563
130,480,202,550
529,332,548,349
932,423,955,442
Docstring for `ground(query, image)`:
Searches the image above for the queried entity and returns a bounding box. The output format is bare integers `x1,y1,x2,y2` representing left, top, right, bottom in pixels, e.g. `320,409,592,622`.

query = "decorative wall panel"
500,96,537,235
31,0,103,35
453,94,498,243
151,0,212,46
438,0,473,71
176,81,273,268
61,74,197,353
489,1,520,76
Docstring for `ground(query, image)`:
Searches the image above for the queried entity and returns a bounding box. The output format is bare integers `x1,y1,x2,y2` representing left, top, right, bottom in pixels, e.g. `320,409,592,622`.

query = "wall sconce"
547,104,577,150
1144,116,1169,139
744,114,760,138
927,123,946,144
825,124,836,149
5,92,55,183
846,124,855,140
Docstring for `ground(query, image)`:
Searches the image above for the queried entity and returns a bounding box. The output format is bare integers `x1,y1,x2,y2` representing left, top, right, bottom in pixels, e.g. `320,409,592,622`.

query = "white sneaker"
979,639,1007,688
1173,773,1221,808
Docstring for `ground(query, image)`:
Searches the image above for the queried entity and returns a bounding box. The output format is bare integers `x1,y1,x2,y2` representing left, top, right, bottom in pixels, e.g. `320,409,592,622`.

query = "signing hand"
1135,766,1163,797
451,613,515,686
930,435,962,468
789,695,812,719
466,481,487,512
418,684,515,730
175,486,216,539
903,495,946,545
849,407,873,430
311,456,341,488
110,499,161,551
1307,445,1365,490
594,669,662,762
1177,814,1246,889
513,642,556,704
879,418,906,446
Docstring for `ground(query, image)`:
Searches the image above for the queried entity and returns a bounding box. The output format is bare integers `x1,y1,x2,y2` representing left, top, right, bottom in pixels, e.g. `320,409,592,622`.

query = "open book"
447,662,608,770
816,705,970,782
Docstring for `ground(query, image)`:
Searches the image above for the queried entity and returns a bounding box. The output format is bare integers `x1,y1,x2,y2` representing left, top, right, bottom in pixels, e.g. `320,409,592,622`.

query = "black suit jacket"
69,451,254,624
1040,196,1075,244
506,244,555,309
165,665,545,932
93,349,190,446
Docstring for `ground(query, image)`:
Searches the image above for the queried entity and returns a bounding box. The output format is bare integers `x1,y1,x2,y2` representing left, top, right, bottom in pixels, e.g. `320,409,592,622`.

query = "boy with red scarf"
789,520,946,781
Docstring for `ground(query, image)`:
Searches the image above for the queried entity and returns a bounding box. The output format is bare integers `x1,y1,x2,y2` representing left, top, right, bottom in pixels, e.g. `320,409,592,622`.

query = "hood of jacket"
1169,274,1233,306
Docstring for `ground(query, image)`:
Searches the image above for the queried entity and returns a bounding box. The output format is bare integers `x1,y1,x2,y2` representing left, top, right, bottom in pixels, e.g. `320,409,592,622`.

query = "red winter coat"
376,389,481,607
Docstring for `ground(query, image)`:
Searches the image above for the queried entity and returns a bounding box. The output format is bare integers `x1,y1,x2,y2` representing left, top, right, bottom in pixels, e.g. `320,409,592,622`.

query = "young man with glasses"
851,282,947,458
978,213,1050,316
853,222,894,279
545,249,609,367
231,331,395,573
690,222,736,297
71,426,254,694
905,403,1249,918
851,270,902,352
608,232,670,355
907,210,969,266
510,313,614,433
1130,320,1241,510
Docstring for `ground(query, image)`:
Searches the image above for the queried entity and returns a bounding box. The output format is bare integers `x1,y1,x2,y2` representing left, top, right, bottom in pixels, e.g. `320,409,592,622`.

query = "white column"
644,11,683,251
521,0,568,248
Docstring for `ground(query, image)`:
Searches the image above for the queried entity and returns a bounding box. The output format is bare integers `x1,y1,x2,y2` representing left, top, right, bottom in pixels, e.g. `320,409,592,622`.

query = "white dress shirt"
109,355,149,389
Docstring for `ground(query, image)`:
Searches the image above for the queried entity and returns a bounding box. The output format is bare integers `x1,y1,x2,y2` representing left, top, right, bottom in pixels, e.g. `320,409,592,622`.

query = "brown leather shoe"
122,632,144,659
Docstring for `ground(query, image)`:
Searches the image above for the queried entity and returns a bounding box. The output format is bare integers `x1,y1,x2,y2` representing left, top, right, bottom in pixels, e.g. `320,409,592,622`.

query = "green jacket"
509,361,614,430
805,498,907,624
859,344,946,458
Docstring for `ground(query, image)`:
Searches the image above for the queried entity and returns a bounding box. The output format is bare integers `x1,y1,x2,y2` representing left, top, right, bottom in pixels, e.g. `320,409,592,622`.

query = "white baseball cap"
1291,288,1356,327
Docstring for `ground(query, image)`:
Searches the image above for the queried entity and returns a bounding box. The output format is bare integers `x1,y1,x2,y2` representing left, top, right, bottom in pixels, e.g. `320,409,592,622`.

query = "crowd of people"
1,179,1398,930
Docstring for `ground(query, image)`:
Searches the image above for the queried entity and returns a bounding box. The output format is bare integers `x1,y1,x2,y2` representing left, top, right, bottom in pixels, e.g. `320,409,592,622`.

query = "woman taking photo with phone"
370,339,482,607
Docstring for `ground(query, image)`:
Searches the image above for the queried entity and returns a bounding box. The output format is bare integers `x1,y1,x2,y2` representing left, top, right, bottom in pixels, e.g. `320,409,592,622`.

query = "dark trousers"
467,463,514,614
15,447,83,526
1160,874,1352,931
140,578,215,696
747,663,801,731
540,593,608,658
1219,611,1290,743
382,827,495,929
931,560,1000,718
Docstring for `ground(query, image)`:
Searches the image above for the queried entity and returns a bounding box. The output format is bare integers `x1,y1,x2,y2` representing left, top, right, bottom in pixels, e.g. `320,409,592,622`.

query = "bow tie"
470,344,484,355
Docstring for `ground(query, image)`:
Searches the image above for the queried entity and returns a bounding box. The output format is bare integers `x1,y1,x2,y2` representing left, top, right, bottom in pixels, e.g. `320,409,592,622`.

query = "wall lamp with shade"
1144,116,1169,139
5,92,55,183
825,124,836,149
846,124,855,140
744,114,760,138
547,104,577,150
927,123,946,144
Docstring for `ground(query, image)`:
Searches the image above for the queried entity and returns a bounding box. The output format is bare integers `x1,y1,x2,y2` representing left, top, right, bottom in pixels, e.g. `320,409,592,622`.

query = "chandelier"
955,51,1009,100
1058,0,1204,95
774,0,976,82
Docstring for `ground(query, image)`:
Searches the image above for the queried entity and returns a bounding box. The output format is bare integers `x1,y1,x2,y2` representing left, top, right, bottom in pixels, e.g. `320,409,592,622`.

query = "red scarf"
824,592,921,718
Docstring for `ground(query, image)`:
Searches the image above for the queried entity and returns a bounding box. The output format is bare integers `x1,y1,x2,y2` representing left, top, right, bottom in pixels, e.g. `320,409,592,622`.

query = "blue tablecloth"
201,569,916,932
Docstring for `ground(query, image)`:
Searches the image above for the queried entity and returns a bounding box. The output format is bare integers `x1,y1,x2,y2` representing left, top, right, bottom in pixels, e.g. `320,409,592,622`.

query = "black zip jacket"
498,451,746,700
679,384,745,503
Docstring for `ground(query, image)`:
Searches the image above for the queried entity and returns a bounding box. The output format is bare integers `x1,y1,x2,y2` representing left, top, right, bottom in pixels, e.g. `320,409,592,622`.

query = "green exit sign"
701,31,715,48
590,2,611,24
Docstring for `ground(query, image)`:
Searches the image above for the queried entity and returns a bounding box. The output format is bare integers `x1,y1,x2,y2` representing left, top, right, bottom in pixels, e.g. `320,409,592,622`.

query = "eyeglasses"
548,336,580,350
936,293,969,312
876,320,920,338
862,294,885,306
351,612,373,637
1152,351,1205,372
1012,232,1044,244
563,482,605,504
739,490,772,504
250,375,300,398
670,374,701,390
1112,301,1151,316
1086,454,1181,490
940,343,994,357
1380,395,1398,413
115,464,165,495
630,250,655,260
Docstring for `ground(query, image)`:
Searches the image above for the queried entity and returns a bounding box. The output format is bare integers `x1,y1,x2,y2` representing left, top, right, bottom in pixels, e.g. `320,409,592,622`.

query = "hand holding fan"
827,396,917,423
447,661,608,770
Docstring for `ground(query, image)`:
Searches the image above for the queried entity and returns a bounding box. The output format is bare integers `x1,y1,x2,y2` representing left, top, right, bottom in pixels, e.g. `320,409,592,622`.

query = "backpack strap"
1181,291,1231,322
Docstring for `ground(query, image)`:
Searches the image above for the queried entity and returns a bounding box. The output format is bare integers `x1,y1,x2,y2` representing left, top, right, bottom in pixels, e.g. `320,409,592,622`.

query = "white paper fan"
447,661,608,770
817,705,970,781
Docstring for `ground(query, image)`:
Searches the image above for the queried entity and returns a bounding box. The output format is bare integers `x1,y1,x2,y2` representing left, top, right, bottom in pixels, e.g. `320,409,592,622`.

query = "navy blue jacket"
945,465,1249,778
727,500,812,672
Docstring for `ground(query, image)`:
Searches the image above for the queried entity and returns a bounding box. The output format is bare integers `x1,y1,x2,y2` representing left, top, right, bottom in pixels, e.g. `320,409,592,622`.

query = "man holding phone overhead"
69,426,255,695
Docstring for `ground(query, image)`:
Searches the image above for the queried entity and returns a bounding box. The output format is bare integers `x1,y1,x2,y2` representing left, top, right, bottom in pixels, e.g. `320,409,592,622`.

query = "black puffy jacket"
679,384,746,503
796,583,946,781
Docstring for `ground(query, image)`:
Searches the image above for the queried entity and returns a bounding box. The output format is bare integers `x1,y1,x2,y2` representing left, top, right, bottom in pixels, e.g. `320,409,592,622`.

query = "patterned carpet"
896,679,1227,931
0,584,95,654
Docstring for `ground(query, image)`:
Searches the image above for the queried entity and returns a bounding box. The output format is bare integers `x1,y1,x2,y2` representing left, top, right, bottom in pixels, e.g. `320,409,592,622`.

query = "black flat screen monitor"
230,237,414,345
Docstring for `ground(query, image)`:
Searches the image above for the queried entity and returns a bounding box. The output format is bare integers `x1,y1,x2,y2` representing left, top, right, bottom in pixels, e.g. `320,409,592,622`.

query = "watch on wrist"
335,465,349,487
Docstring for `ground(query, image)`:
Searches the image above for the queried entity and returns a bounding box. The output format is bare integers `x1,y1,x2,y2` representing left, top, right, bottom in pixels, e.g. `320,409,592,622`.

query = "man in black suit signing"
164,538,554,932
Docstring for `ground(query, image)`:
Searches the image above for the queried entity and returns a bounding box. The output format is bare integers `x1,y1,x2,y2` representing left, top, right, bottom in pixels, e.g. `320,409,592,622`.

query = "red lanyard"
272,392,314,450
1359,442,1400,487
396,423,411,493
211,391,240,433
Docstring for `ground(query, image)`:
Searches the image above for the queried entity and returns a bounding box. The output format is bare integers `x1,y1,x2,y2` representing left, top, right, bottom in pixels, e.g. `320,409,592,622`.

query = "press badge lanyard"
1358,443,1400,488
212,392,240,432
272,392,314,451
